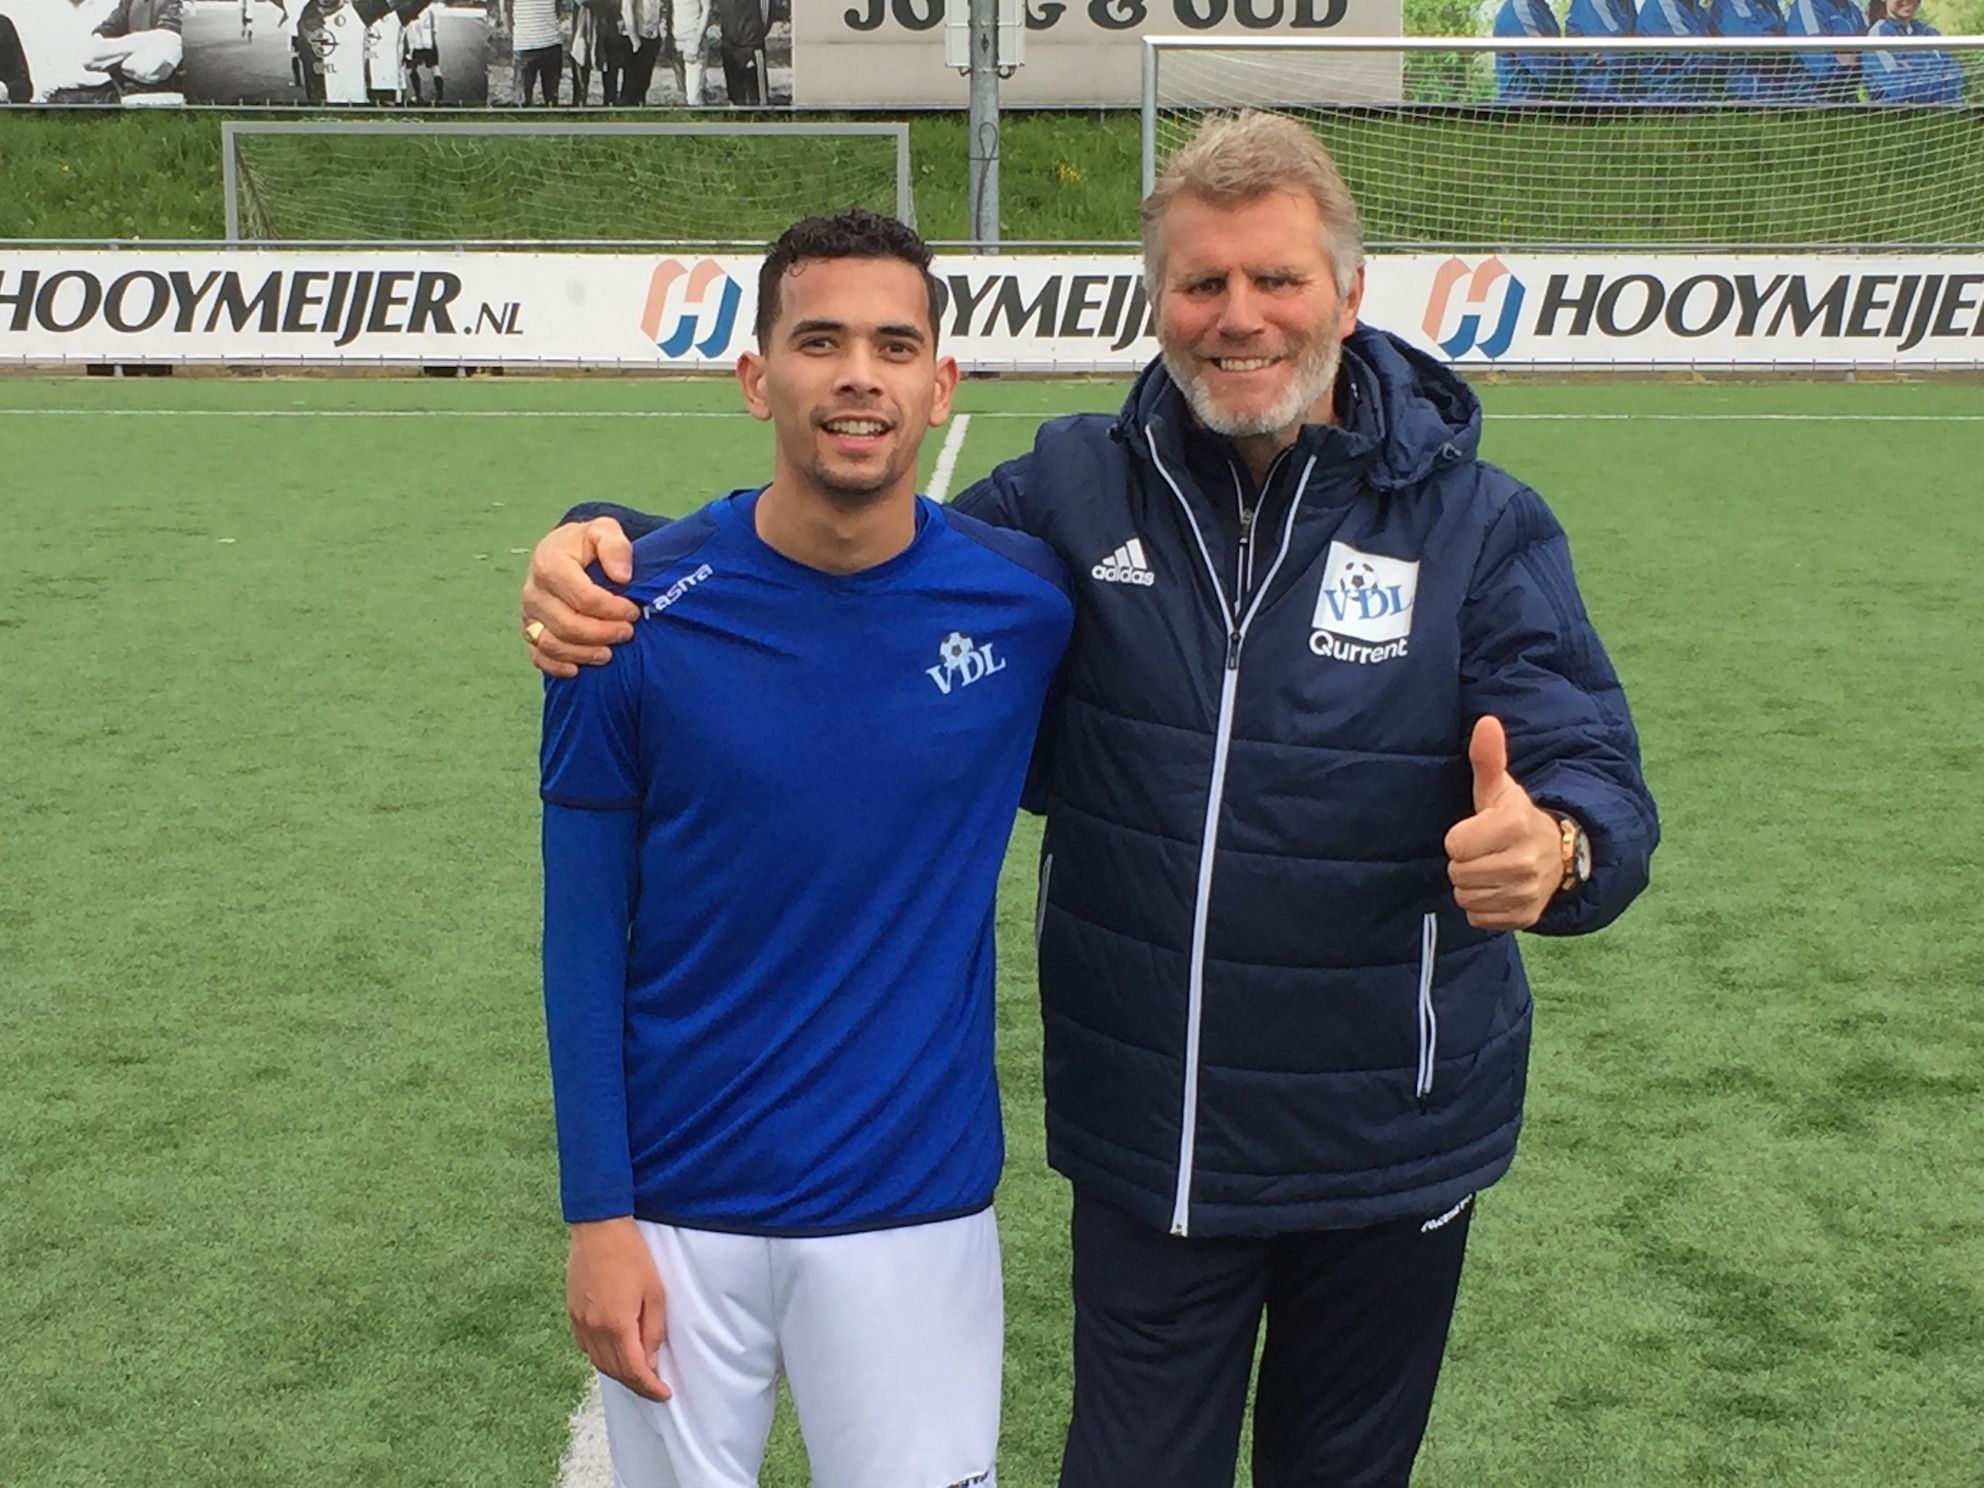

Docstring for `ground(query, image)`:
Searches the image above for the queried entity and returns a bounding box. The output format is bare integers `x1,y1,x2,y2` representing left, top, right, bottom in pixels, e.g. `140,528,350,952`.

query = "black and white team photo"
180,0,486,104
0,0,790,105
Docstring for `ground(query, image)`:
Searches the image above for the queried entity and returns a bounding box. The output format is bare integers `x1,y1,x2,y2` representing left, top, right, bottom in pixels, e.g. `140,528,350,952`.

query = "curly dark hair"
754,208,944,348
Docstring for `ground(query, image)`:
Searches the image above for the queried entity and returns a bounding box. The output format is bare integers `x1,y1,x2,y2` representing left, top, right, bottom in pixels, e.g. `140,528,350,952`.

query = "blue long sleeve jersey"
540,489,1074,1234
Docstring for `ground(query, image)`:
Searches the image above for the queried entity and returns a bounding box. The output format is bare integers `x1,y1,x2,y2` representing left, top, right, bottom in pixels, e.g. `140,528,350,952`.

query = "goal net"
222,121,915,245
1144,35,1984,250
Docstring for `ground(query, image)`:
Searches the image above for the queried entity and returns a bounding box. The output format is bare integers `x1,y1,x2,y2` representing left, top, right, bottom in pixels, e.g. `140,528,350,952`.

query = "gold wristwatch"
1554,814,1592,894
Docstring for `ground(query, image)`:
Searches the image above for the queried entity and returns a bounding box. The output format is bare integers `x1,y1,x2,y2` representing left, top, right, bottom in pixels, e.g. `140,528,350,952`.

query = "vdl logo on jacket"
1310,541,1419,664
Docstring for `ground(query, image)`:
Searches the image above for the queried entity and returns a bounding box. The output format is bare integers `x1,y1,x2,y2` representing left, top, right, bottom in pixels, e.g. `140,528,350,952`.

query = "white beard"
1165,331,1343,440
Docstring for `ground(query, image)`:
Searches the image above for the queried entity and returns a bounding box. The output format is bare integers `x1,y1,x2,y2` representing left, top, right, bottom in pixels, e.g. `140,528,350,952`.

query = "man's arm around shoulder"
522,503,670,677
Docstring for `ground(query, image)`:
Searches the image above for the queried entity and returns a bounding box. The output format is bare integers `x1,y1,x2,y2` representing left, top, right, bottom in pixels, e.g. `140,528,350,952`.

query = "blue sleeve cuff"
543,803,641,1223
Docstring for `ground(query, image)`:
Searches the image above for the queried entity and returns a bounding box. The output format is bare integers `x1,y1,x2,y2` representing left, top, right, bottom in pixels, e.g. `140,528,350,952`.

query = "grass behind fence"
1317,103,1984,246
0,111,1146,244
11,102,1984,249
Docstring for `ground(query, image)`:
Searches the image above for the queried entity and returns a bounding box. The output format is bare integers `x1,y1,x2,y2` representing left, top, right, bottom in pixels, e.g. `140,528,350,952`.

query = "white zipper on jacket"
1230,451,1288,601
1230,467,1254,599
1145,428,1318,1236
1415,911,1440,1099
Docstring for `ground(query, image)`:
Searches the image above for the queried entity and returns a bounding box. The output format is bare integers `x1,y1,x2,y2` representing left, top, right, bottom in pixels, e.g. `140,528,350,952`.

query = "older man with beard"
520,110,1658,1488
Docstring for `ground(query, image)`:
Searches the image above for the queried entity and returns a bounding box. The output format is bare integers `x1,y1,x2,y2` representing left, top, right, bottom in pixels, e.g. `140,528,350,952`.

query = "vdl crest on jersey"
928,631,1008,695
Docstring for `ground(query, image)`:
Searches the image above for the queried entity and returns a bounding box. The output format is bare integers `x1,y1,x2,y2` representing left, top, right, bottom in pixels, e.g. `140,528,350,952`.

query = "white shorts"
599,1208,1002,1488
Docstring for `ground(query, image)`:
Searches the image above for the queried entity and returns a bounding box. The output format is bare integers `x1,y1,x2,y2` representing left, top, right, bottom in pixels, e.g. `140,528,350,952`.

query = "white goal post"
221,120,917,246
1142,34,1984,251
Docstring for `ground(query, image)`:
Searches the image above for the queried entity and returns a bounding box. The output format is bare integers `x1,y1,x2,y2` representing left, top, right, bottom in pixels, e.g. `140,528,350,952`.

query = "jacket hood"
1118,324,1482,495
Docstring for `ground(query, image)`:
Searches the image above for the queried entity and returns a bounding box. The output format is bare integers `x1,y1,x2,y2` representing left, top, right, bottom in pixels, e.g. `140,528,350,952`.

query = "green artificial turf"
2,376,1981,1487
1422,381,1984,1486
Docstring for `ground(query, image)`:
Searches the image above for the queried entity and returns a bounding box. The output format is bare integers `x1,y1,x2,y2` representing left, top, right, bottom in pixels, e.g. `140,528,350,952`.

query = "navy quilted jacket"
950,326,1658,1238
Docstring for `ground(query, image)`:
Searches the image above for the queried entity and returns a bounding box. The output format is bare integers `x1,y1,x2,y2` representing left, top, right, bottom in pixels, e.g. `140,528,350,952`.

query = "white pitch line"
556,1379,612,1488
1,408,1980,423
0,407,753,418
928,413,972,502
0,406,1071,420
1492,412,1984,422
2,407,1983,422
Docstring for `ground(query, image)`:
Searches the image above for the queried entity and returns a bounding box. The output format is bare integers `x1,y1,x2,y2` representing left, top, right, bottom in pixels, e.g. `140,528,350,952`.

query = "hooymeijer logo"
1422,257,1526,361
927,631,1007,695
641,259,742,358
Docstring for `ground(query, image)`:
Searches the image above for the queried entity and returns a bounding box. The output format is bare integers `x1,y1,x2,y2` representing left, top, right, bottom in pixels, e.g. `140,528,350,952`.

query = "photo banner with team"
3,250,1983,369
3,0,489,106
0,0,1404,107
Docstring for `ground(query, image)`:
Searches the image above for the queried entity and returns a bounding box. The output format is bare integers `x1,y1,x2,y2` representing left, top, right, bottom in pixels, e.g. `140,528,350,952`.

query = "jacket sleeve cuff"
1528,769,1658,936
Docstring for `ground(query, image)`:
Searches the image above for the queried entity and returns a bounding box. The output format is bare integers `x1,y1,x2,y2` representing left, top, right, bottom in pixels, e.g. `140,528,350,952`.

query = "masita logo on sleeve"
1310,541,1418,664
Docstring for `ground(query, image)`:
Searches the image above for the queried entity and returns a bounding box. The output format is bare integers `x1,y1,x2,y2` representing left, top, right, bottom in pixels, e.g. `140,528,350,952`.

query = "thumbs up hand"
1443,716,1566,931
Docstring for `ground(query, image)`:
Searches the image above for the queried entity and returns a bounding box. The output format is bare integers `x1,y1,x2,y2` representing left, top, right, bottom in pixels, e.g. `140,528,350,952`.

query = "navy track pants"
1058,1190,1474,1488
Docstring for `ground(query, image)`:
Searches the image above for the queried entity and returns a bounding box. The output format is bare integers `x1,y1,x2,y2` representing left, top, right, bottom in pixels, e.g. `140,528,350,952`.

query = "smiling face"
737,255,957,511
1887,0,1918,18
1152,188,1363,444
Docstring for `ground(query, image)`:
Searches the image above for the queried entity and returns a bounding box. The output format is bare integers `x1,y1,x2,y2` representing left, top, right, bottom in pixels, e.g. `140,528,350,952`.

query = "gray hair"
1140,110,1364,299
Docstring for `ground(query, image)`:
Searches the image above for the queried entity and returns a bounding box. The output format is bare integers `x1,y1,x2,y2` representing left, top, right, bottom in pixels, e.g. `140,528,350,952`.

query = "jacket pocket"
1414,911,1439,1100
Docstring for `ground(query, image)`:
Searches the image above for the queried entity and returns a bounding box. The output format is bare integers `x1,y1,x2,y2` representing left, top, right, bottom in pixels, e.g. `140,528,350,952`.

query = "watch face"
1574,828,1593,882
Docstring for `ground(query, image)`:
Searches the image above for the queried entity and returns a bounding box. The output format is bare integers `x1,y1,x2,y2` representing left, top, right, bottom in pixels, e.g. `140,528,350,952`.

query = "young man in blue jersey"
524,116,1657,1488
539,209,1073,1488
